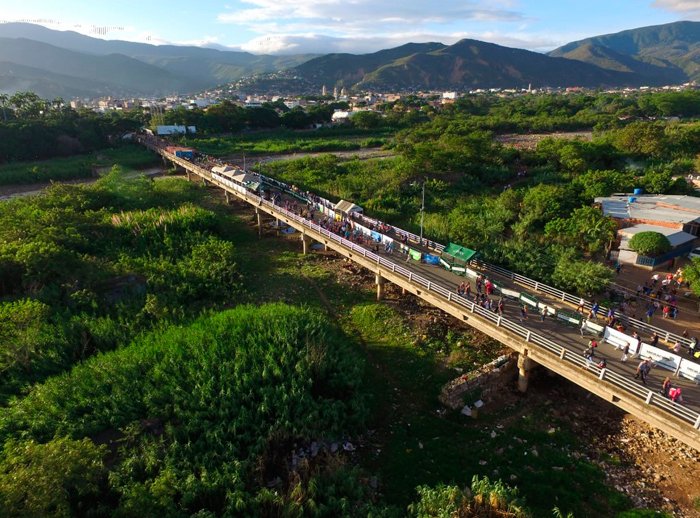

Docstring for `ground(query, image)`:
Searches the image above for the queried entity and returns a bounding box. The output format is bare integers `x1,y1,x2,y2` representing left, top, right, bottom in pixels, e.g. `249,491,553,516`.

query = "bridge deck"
145,140,700,451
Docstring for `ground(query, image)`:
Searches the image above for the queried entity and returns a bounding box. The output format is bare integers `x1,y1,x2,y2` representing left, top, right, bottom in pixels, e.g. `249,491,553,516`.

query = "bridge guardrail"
158,144,700,431
474,260,695,350
248,155,696,352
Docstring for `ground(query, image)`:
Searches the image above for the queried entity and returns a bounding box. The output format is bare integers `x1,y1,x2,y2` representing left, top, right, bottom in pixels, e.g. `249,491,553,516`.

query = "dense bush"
0,304,368,516
0,170,243,401
628,231,672,257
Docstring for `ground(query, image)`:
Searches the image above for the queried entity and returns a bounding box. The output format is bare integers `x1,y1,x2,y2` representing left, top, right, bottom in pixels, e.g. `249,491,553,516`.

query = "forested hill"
549,21,700,85
0,23,316,98
250,38,675,93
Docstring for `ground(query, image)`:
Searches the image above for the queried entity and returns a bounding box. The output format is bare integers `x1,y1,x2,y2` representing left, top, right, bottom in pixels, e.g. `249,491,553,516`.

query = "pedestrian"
590,301,600,320
668,386,683,403
540,305,548,322
689,336,698,358
621,342,630,362
520,305,528,322
576,298,585,313
580,318,587,337
583,345,595,363
645,306,655,324
673,341,682,354
650,331,659,348
615,262,622,275
634,359,652,385
661,376,672,398
588,338,598,357
596,358,607,369
497,298,504,316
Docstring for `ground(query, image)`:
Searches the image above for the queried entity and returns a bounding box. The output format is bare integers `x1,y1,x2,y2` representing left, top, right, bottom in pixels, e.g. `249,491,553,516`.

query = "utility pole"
420,180,425,246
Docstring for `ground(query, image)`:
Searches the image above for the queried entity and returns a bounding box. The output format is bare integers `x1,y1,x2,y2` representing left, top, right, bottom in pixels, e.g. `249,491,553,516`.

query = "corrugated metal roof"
618,224,696,248
595,194,700,225
334,200,363,213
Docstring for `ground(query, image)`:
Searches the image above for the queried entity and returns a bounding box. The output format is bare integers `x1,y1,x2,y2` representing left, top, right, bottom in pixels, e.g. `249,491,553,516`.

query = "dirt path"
0,167,166,201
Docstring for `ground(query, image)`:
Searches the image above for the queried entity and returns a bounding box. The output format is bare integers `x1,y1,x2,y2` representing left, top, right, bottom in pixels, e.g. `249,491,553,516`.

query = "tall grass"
0,145,159,186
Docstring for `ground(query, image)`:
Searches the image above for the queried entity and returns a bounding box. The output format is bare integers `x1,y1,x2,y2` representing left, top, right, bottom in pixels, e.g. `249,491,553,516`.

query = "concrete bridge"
142,138,700,451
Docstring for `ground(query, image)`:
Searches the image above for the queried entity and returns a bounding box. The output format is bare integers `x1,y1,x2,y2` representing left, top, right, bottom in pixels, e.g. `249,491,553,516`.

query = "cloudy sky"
1,0,699,54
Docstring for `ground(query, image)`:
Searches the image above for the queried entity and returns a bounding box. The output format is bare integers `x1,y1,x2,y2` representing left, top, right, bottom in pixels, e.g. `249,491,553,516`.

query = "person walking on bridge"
634,359,652,385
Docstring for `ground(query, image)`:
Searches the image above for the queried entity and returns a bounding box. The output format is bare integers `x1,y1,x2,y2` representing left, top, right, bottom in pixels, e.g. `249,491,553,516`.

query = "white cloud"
652,0,700,15
218,0,526,31
235,31,565,55
215,0,554,55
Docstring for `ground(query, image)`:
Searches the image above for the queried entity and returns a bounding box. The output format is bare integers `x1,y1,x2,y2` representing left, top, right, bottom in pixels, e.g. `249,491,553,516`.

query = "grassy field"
183,128,394,157
0,145,160,186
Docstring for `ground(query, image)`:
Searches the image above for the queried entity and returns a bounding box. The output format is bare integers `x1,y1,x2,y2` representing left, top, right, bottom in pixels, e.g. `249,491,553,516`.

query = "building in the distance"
595,193,700,268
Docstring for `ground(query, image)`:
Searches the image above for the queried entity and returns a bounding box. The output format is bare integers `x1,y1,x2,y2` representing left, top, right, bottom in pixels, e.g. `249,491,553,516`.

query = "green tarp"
409,248,422,261
442,243,478,264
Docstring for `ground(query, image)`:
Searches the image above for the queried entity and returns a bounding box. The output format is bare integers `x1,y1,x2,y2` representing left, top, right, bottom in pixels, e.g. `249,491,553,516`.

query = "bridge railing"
157,146,700,431
220,180,700,430
473,259,694,349
249,158,695,351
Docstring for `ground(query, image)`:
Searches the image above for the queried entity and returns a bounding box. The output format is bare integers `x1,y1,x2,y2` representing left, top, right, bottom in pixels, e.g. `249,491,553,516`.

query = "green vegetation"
0,304,369,516
0,170,242,402
0,145,159,185
628,231,672,257
181,127,393,157
1,90,692,516
0,92,145,163
260,91,700,296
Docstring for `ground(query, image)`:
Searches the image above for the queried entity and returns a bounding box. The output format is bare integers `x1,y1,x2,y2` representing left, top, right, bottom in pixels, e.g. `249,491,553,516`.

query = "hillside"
0,38,188,97
284,38,647,91
0,61,114,99
0,23,315,97
358,39,643,89
549,20,700,84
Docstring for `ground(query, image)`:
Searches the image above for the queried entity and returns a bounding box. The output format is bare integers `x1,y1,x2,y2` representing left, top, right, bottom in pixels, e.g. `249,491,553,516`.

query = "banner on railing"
639,343,682,373
603,327,635,351
557,310,582,326
520,292,539,308
500,287,520,299
678,359,700,383
465,268,479,279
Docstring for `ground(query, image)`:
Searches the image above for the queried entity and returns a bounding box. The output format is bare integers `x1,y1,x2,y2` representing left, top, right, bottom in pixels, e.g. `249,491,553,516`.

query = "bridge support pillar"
301,233,312,255
224,191,230,204
517,353,535,393
376,273,386,301
186,171,191,182
256,209,262,237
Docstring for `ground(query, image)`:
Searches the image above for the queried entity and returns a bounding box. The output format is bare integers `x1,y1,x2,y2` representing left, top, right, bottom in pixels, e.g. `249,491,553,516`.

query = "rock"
479,460,488,465
490,431,497,439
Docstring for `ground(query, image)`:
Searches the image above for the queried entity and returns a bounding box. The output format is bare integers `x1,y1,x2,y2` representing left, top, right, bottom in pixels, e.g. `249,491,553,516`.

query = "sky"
1,0,699,55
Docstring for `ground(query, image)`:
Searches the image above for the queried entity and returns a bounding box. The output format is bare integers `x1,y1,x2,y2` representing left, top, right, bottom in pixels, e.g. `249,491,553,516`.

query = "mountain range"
1,21,700,99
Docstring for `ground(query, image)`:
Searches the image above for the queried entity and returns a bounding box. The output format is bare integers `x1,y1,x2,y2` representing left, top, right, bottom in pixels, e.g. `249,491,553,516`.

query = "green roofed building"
441,243,478,266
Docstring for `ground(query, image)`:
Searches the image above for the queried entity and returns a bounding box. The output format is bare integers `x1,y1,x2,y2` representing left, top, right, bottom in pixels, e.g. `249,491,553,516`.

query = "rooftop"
618,224,696,249
595,194,700,226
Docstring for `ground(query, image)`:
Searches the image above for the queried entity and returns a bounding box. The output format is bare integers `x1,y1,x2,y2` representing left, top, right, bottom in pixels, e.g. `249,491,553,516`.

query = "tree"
628,231,671,257
0,437,106,518
681,258,700,297
544,207,617,257
551,254,614,296
351,111,382,129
